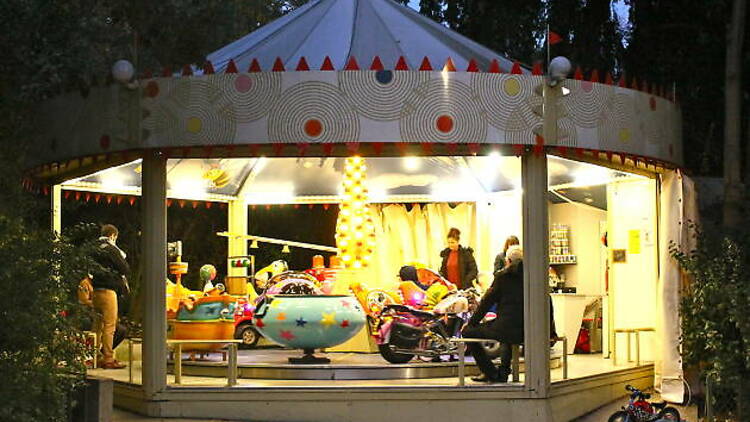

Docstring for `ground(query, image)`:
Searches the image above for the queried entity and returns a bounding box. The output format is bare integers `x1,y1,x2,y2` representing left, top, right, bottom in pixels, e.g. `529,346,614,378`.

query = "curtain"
367,198,523,291
656,169,698,402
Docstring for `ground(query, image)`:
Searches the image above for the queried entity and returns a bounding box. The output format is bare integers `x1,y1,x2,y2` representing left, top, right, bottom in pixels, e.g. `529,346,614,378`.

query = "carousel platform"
166,348,563,380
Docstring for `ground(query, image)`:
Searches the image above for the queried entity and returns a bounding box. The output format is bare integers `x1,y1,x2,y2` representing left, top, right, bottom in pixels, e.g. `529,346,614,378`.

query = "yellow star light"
320,312,337,328
269,299,282,309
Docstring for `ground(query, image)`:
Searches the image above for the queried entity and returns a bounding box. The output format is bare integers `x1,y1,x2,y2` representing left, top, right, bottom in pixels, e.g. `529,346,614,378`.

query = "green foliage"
671,223,750,388
0,220,99,422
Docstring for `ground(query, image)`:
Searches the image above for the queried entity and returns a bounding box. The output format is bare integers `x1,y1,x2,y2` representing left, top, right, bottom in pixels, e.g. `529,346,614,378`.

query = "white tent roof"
206,0,521,73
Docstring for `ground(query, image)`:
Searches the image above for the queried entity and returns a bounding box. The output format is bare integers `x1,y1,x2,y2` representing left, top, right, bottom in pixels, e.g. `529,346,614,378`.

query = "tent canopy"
62,155,639,207
206,0,521,73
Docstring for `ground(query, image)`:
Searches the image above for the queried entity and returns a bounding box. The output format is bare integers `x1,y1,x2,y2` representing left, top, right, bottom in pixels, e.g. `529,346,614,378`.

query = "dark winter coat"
469,261,524,344
439,246,478,290
91,238,130,295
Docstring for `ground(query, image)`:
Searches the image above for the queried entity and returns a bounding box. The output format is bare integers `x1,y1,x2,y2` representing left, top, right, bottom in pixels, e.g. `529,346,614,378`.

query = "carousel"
28,0,696,420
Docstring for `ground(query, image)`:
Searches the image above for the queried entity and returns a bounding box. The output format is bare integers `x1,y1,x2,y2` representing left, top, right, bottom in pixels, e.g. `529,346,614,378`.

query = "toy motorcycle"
374,288,494,363
607,385,681,422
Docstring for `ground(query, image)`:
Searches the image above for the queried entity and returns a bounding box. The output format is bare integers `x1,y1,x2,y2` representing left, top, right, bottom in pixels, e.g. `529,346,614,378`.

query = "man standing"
91,224,129,369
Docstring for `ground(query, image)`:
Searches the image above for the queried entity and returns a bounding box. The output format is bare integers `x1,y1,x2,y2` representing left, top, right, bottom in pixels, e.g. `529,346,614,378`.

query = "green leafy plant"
0,220,101,422
671,222,750,419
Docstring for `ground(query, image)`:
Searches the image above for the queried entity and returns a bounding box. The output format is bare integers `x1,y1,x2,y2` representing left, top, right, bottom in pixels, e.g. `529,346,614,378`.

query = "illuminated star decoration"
340,319,350,328
276,312,286,321
280,330,295,341
255,318,265,329
295,317,307,327
269,299,281,309
320,312,337,327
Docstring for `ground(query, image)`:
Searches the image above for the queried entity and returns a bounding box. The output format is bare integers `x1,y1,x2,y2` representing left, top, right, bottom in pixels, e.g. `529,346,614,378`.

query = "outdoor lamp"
250,240,259,249
548,56,572,86
112,59,134,83
282,245,291,254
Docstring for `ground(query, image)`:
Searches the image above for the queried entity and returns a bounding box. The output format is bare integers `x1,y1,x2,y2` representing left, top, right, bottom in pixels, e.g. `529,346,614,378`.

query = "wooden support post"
522,151,551,397
142,151,167,397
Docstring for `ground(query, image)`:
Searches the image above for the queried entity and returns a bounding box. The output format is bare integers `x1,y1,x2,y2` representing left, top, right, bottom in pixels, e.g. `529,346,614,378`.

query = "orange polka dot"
436,115,454,133
304,119,323,138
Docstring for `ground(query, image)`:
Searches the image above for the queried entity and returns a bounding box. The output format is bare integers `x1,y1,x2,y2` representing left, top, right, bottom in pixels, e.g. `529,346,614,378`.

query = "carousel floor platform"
165,348,563,380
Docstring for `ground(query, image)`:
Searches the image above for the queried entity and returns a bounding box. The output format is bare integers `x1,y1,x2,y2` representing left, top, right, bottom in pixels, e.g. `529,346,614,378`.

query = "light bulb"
355,232,364,239
353,261,362,269
342,254,352,262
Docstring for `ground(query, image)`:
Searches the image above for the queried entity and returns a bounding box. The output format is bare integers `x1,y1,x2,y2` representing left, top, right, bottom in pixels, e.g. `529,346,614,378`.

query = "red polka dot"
144,81,159,98
304,119,323,137
99,135,110,150
649,97,656,111
234,75,252,93
436,115,454,133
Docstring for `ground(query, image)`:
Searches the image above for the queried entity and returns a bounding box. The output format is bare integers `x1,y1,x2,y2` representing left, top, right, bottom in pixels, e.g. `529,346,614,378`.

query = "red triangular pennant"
420,143,434,155
297,142,310,156
181,64,193,76
604,72,614,85
488,59,502,73
296,57,310,71
320,56,335,71
395,56,409,70
203,61,215,74
372,142,384,156
532,62,543,75
574,66,584,80
590,69,600,83
322,143,335,156
466,59,479,72
225,60,238,74
272,143,285,156
443,57,456,72
344,57,360,70
511,61,523,74
248,58,261,72
419,57,433,71
370,56,384,71
272,57,285,72
548,30,563,45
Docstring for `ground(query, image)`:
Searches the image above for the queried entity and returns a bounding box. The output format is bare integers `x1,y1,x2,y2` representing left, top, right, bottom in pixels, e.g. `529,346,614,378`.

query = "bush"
0,219,99,421
671,223,750,419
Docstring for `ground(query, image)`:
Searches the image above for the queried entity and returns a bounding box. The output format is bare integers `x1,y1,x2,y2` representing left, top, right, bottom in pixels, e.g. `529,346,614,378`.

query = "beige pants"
93,289,118,362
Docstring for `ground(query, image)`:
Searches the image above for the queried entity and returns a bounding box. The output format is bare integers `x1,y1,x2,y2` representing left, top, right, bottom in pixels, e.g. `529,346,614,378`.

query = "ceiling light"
403,156,421,171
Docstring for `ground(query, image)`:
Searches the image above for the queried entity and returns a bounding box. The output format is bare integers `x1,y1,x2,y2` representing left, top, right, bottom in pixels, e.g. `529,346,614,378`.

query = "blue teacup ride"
253,294,366,364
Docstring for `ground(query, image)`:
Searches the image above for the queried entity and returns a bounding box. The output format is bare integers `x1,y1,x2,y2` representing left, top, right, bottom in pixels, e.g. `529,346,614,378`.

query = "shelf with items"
549,255,577,265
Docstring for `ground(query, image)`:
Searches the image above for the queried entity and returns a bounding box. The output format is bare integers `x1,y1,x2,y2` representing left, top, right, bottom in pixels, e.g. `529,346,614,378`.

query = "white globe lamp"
548,56,572,85
112,59,135,83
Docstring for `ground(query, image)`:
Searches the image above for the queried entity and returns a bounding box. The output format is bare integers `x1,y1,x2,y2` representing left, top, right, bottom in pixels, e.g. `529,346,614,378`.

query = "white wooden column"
227,200,248,277
141,151,167,396
521,82,559,397
51,184,62,235
522,153,551,397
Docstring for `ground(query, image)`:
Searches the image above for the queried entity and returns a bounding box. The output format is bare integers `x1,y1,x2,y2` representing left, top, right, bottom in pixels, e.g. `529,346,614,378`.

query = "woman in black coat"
462,246,524,383
438,227,478,290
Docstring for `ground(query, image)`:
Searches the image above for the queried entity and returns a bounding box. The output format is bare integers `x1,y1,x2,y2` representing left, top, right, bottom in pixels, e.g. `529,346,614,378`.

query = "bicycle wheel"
660,407,681,420
607,410,631,422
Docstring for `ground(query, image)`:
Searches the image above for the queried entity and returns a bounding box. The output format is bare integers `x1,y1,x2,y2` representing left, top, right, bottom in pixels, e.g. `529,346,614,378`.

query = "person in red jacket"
438,227,478,290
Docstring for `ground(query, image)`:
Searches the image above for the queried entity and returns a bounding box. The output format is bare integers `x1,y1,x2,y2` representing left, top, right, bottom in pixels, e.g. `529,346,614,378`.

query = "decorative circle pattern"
268,81,359,143
563,79,615,128
472,73,542,131
400,78,487,143
339,71,430,121
144,79,236,145
214,73,281,122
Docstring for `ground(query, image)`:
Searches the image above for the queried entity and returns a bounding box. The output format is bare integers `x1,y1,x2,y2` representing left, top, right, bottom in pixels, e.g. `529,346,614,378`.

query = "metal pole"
174,343,182,385
457,342,465,386
228,343,238,387
142,151,167,396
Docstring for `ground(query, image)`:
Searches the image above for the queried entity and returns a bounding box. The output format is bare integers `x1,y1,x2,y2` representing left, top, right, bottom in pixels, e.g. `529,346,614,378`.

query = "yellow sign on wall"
628,230,641,254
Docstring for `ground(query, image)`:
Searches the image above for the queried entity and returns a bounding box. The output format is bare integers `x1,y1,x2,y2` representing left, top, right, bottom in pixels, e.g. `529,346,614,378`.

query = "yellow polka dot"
187,117,202,133
503,78,521,96
618,128,631,143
